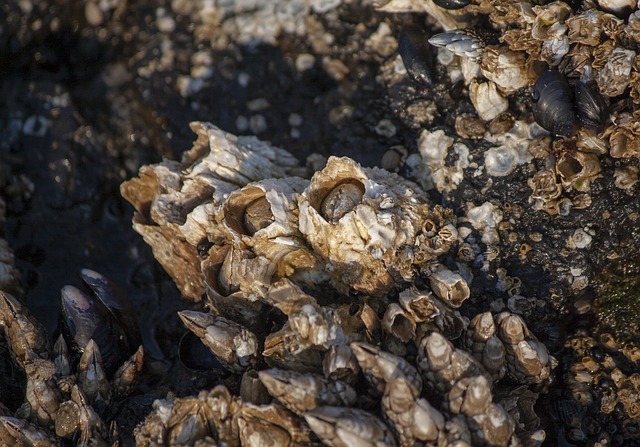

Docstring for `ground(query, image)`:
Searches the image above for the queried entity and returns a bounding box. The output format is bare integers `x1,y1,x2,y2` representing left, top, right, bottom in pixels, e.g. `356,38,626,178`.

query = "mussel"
398,24,435,87
532,70,609,136
60,269,141,376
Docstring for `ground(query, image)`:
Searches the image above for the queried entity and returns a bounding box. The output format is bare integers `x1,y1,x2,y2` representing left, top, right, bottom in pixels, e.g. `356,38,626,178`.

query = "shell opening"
224,186,274,236
317,180,365,223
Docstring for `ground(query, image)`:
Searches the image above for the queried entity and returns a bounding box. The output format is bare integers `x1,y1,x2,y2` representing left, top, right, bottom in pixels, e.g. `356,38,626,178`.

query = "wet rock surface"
0,0,640,445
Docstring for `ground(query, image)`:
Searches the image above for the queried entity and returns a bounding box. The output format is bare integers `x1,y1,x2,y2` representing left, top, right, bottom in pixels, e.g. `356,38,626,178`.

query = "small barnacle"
470,79,509,121
596,47,635,97
382,303,417,343
380,146,408,172
566,11,604,46
615,166,640,189
555,151,601,191
480,46,532,94
427,265,471,308
455,114,486,139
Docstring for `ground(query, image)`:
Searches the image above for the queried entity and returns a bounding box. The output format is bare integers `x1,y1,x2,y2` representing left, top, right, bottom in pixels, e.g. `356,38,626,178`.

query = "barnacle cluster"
380,0,640,213
122,123,556,446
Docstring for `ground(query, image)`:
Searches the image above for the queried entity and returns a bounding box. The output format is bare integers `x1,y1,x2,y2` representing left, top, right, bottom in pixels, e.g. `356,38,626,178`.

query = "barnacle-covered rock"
298,156,455,296
121,122,306,301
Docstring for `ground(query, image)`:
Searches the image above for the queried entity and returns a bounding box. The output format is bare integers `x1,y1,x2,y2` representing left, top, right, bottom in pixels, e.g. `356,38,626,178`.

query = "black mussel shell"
60,271,141,376
398,25,434,87
532,70,577,137
575,81,609,133
432,0,471,9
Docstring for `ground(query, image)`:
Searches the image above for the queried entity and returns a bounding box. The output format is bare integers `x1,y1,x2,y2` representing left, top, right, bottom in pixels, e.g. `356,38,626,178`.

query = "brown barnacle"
417,332,485,394
447,375,492,417
480,46,532,94
531,1,571,64
566,11,604,46
488,112,516,136
111,345,144,398
21,355,61,429
201,244,272,330
555,150,601,191
597,47,636,97
398,287,439,323
237,402,313,447
455,114,487,139
426,265,470,308
263,325,325,374
2,415,63,446
382,303,417,343
77,340,111,411
467,402,517,447
558,44,593,78
382,375,444,446
380,146,409,173
495,312,529,345
323,345,361,385
219,177,308,240
258,369,356,415
0,292,49,366
614,165,639,190
350,342,422,394
178,310,259,373
469,80,509,121
528,168,562,201
418,294,469,341
55,385,108,444
575,130,608,155
304,406,397,447
609,115,640,159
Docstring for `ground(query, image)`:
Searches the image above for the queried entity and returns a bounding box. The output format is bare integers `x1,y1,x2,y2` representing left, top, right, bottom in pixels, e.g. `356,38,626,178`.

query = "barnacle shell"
596,48,635,97
304,406,397,447
351,342,422,394
469,80,509,121
258,369,357,415
556,150,601,191
382,303,416,343
480,46,532,94
398,287,439,323
427,265,470,308
298,156,453,296
178,310,259,373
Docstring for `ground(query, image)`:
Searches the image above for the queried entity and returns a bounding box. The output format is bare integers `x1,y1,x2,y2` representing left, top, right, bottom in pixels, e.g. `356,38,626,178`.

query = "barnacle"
115,123,559,446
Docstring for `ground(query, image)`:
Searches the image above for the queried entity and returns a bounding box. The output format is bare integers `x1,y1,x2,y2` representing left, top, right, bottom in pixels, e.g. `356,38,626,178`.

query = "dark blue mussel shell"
60,269,141,376
398,25,434,87
532,70,577,137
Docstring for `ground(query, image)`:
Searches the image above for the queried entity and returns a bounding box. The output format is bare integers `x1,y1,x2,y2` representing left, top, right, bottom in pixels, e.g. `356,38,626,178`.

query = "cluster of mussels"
119,122,555,446
380,0,640,213
0,270,143,446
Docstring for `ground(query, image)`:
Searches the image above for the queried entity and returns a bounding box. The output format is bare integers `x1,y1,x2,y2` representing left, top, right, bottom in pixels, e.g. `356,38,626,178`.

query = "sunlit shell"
298,156,454,296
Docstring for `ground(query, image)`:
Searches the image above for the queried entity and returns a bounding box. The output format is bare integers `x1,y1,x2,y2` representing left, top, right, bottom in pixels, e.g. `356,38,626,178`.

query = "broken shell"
323,345,361,385
427,266,470,307
304,406,397,447
398,287,439,323
381,303,416,343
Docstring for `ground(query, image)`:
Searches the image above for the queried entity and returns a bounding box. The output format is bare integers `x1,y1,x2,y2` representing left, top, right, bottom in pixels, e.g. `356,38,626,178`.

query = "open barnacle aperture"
60,269,141,376
532,69,609,136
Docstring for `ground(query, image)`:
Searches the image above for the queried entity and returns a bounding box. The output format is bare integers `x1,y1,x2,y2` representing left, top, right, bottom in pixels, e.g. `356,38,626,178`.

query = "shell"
178,310,259,373
258,369,357,415
381,303,416,343
398,287,440,323
350,342,422,394
427,265,470,308
323,345,361,385
298,156,454,296
304,406,397,447
532,70,577,137
382,375,444,446
398,24,434,87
